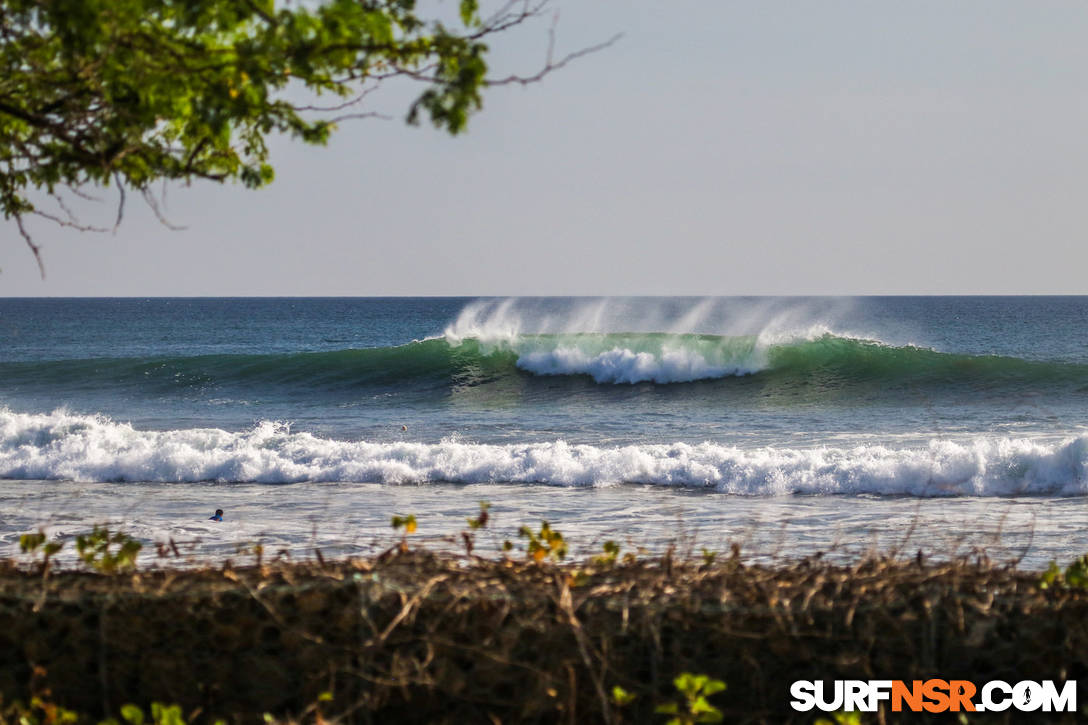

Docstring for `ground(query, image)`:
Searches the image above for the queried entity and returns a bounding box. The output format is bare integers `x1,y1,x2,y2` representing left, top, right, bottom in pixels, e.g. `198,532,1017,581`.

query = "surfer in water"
209,509,223,522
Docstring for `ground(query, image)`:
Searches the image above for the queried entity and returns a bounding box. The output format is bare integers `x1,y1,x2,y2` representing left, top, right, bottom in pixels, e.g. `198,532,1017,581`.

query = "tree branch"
14,213,44,279
486,33,622,87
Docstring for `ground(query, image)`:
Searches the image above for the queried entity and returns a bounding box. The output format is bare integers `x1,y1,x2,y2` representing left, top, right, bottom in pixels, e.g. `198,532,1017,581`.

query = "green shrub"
74,526,141,573
19,530,63,572
391,514,417,534
518,520,567,563
1040,555,1088,589
655,672,726,725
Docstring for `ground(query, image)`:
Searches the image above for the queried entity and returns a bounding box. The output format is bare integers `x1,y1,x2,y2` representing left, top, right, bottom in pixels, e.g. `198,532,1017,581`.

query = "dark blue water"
2,297,1088,566
2,296,1087,445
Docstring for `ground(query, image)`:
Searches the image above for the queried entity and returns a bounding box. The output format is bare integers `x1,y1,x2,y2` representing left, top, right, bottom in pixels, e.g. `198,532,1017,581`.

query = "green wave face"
765,335,1086,387
1,333,1085,398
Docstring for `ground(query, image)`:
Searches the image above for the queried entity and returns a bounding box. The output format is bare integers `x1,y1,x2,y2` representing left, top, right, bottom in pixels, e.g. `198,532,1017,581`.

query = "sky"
3,0,1088,296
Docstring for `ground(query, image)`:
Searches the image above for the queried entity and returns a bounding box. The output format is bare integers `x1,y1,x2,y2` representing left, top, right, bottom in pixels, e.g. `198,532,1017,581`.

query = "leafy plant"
1040,555,1088,589
1040,561,1062,588
121,702,180,725
74,526,142,573
389,513,418,554
612,685,637,707
0,0,570,271
518,520,567,563
0,695,215,725
0,695,79,725
461,501,491,555
466,501,491,531
655,672,726,725
593,540,620,566
101,701,225,725
19,530,63,572
391,514,417,534
816,712,862,725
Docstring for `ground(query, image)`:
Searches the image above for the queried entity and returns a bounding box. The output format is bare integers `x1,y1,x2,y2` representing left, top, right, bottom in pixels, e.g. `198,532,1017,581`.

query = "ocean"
1,296,1086,567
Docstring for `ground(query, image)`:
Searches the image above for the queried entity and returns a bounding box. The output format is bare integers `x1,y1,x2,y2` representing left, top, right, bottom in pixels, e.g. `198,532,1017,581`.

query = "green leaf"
149,703,184,725
19,532,46,553
119,704,144,725
459,0,479,26
1066,555,1088,588
703,680,726,696
674,672,697,695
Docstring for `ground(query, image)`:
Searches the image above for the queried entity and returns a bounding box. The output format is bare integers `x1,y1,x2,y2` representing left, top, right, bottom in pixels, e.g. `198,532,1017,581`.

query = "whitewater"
3,409,1088,496
2,296,1088,566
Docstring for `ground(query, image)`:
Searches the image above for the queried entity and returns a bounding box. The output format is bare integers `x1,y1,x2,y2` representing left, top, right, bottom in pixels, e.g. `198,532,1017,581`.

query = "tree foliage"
0,0,615,271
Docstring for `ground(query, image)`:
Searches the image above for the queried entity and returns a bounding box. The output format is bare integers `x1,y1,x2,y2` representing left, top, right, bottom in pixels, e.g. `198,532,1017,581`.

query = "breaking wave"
1,332,1084,391
3,409,1087,495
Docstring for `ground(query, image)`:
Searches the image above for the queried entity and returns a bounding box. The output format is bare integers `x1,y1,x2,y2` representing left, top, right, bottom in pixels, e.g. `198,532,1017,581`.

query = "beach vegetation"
0,542,1086,722
0,695,226,725
109,702,195,725
5,508,1087,722
0,696,79,725
611,684,637,707
815,712,862,725
460,500,490,555
518,519,567,562
18,530,63,573
74,526,141,573
390,513,417,535
465,500,490,530
390,513,417,555
234,541,265,568
1039,554,1088,590
653,672,726,725
592,540,620,566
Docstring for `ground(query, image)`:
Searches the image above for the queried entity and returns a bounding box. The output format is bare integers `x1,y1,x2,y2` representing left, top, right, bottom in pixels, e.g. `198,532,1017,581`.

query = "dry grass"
0,548,1086,723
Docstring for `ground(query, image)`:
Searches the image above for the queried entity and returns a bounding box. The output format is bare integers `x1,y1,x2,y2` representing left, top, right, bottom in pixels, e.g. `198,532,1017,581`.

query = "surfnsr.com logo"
790,680,1077,713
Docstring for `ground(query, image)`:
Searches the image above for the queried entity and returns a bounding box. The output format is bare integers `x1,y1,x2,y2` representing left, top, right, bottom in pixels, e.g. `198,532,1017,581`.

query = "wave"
2,332,1085,392
3,409,1087,495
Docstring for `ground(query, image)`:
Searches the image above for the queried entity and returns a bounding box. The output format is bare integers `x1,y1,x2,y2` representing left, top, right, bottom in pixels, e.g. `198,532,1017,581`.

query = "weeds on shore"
1040,554,1088,590
21,507,1088,724
518,520,567,562
108,702,200,725
75,527,141,574
3,675,731,725
654,672,726,725
0,697,223,725
19,530,62,575
17,526,140,575
460,500,490,556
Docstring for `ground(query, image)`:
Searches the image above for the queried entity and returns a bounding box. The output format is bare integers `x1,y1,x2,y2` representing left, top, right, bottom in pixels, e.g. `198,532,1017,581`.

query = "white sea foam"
441,298,881,384
514,345,763,384
443,297,859,343
2,409,1087,495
